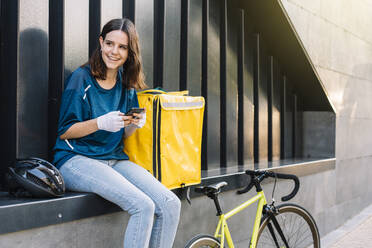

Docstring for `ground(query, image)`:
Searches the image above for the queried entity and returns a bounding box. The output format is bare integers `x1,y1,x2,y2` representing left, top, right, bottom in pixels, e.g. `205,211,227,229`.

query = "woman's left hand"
131,110,146,128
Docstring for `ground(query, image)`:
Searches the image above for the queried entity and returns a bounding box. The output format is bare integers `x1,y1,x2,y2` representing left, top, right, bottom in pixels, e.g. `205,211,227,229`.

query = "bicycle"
184,170,320,248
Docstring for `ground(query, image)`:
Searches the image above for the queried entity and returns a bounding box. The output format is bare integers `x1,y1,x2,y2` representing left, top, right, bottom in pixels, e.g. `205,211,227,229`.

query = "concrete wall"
280,0,372,232
302,111,335,158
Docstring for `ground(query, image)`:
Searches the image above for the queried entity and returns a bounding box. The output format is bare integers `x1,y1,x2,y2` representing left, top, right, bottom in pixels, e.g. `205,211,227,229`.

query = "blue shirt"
53,65,139,168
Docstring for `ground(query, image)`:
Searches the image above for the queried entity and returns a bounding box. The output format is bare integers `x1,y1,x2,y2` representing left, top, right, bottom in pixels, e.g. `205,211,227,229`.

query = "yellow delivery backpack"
124,89,205,189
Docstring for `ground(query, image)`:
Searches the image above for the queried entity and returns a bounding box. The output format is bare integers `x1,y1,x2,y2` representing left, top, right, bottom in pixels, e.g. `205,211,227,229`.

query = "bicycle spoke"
281,214,312,247
287,215,313,247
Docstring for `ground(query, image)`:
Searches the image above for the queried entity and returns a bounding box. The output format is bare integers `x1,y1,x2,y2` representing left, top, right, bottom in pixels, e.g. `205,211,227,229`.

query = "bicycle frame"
214,191,267,248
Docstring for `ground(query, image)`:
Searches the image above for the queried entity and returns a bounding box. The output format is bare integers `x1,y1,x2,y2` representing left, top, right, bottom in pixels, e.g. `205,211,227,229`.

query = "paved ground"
321,204,372,248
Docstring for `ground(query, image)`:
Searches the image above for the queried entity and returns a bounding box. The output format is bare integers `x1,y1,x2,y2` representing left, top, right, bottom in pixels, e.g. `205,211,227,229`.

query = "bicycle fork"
264,205,290,248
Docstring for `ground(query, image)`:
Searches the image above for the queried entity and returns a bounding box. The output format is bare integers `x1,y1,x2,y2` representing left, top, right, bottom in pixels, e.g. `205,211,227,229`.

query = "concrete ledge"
0,158,335,235
0,192,120,234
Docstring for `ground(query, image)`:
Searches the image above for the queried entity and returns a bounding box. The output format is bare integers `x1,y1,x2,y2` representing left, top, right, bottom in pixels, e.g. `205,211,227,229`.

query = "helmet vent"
27,173,50,189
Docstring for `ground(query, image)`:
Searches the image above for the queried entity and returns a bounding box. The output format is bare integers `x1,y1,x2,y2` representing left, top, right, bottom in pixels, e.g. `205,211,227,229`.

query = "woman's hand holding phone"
125,108,146,128
122,114,133,127
132,111,146,128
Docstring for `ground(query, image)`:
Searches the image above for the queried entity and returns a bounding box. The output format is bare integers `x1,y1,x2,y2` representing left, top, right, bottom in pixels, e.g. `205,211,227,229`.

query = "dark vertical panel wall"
201,0,209,170
268,56,273,162
280,75,286,159
243,20,254,165
268,56,281,162
226,6,238,167
135,0,154,87
294,95,303,158
48,0,64,160
272,57,281,161
292,94,297,157
162,0,181,91
219,0,227,167
64,0,89,81
123,0,135,22
253,33,259,164
187,0,202,96
0,0,1,48
89,0,100,58
258,36,268,164
207,0,221,169
180,0,189,91
0,0,18,188
237,8,244,165
284,77,294,158
17,0,49,159
153,0,164,88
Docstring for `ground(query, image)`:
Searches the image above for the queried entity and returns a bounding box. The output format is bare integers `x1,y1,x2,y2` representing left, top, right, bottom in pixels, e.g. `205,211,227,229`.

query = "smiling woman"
52,18,181,248
89,18,147,91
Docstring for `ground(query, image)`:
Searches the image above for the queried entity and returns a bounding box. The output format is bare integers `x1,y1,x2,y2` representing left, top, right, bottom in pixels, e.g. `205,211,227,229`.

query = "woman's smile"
108,56,120,61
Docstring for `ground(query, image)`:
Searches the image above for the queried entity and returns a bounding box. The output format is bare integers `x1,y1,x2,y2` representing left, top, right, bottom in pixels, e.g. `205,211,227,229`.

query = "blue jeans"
59,155,181,248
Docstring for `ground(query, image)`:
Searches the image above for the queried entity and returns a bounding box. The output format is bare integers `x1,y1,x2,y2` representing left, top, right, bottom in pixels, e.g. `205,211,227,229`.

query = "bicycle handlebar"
236,181,255,195
237,170,300,201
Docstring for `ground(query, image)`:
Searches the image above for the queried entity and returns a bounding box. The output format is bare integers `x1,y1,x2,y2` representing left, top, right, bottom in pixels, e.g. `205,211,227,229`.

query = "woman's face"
99,30,129,72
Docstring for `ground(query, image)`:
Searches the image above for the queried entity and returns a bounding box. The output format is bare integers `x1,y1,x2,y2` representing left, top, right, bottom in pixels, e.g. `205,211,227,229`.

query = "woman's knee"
160,193,181,219
127,194,155,216
143,198,156,214
170,195,181,214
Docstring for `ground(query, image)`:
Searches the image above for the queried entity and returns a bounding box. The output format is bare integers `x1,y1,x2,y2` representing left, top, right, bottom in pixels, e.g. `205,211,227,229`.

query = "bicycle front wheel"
185,234,221,248
256,203,320,248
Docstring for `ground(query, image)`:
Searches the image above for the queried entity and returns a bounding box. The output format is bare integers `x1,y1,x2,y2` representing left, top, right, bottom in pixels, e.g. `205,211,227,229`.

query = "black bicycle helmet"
7,157,65,198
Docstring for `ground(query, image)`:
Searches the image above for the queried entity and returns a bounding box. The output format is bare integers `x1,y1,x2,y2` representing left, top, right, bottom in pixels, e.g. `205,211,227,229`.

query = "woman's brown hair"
89,18,147,90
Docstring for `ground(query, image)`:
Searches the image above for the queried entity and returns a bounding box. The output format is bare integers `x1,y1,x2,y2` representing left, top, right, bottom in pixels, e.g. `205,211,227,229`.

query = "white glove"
97,111,124,132
135,112,146,128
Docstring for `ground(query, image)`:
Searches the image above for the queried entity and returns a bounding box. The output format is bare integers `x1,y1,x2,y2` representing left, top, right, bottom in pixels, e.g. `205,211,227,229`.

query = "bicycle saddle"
195,181,228,195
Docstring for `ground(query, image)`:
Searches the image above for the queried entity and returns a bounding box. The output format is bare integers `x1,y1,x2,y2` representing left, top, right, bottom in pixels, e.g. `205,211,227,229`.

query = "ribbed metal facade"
0,0,334,187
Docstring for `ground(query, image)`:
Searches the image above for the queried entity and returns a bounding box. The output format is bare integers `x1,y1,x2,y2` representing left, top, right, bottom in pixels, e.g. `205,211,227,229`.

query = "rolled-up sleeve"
57,90,86,136
57,72,89,137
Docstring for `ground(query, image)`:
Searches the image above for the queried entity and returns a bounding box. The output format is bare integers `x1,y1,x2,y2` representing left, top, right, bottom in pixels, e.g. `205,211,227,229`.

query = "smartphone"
125,108,145,118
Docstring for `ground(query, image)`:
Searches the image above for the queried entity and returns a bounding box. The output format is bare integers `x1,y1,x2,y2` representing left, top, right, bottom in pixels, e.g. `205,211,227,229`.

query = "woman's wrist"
60,118,100,140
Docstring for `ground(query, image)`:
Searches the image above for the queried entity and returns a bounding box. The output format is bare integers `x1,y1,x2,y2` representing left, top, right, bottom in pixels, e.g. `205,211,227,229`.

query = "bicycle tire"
184,234,221,248
256,203,320,248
